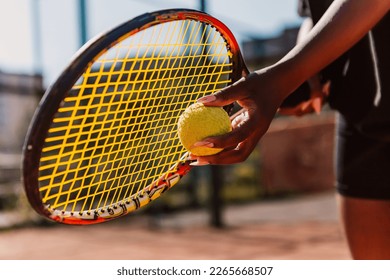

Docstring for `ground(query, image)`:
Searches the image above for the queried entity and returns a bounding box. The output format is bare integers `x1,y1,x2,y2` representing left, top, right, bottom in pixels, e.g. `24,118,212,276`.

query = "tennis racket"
22,8,250,225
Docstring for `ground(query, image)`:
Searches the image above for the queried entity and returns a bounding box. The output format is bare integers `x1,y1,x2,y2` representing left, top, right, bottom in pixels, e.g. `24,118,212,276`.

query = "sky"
0,0,302,86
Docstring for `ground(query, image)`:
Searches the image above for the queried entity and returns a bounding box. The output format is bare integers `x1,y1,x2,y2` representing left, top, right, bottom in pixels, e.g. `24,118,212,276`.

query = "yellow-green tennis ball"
177,103,232,156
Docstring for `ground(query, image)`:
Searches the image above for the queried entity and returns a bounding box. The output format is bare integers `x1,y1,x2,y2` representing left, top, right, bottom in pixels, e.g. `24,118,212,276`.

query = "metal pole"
78,0,88,46
30,0,43,75
199,0,224,228
200,0,206,12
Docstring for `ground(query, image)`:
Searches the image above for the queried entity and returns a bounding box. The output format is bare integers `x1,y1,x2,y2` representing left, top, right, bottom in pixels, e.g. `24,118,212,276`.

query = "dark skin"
190,0,390,166
278,17,329,117
190,0,390,260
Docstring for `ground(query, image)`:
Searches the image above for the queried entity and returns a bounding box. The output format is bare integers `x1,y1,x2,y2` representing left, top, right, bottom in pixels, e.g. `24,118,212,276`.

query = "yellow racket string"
38,19,233,213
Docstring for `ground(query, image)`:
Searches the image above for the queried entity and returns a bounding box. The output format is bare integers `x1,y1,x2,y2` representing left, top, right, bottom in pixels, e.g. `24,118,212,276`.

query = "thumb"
197,77,249,107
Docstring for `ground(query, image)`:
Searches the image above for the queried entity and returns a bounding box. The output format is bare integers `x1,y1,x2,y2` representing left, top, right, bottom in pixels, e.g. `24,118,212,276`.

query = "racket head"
22,9,246,224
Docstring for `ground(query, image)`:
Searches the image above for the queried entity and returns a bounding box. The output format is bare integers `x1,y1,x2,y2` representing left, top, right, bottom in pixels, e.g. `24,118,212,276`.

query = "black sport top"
299,0,390,140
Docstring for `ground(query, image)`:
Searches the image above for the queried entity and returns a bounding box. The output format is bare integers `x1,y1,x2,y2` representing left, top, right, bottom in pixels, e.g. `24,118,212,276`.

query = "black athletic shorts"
336,113,390,199
297,1,390,199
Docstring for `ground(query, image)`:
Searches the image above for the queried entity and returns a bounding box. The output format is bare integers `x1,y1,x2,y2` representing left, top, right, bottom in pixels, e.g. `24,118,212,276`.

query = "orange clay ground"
0,191,350,260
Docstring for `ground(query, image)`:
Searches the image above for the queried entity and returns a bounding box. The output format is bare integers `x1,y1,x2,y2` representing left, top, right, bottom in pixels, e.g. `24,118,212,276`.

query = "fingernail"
197,95,216,104
190,160,210,166
312,98,321,114
301,101,310,111
188,153,197,160
193,141,214,148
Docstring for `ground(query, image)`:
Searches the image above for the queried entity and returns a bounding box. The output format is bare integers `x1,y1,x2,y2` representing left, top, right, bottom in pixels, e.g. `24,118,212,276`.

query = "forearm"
194,0,389,165
297,17,313,44
296,18,322,92
267,0,390,98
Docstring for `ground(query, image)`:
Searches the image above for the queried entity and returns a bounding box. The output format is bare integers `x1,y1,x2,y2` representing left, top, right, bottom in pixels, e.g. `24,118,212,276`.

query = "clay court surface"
0,192,350,260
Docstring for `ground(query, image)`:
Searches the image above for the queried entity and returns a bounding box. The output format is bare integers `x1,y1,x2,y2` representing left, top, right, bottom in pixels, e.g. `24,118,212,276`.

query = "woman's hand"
278,78,330,117
190,70,288,165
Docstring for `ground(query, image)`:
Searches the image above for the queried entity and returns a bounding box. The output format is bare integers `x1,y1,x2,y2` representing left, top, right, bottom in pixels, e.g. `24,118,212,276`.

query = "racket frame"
22,9,247,224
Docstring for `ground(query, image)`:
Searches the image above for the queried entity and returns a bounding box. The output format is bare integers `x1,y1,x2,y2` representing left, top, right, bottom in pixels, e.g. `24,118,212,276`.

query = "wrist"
255,58,308,103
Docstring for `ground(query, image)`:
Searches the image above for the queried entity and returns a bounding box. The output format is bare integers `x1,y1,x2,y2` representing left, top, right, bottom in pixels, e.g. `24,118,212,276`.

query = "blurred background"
0,0,346,259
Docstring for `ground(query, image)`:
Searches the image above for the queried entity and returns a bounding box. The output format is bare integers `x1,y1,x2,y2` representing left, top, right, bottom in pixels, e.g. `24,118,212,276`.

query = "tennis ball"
177,102,232,156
